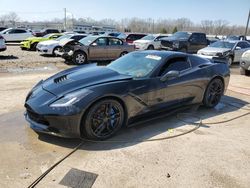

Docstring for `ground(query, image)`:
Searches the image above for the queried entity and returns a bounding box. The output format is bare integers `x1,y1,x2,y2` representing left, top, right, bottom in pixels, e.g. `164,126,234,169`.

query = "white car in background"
0,28,33,42
133,34,170,50
36,34,87,56
0,35,6,52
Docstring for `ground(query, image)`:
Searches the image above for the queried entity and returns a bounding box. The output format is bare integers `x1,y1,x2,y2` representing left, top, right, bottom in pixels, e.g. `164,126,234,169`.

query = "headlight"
173,41,179,48
215,52,223,57
50,88,93,107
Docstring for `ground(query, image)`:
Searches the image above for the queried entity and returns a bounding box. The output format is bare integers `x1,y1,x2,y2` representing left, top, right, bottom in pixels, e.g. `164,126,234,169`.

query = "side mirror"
235,46,241,50
160,70,180,82
91,42,97,46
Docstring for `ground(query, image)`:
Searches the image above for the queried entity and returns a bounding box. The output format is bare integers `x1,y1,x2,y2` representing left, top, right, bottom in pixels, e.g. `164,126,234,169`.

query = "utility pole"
64,8,67,30
245,9,250,37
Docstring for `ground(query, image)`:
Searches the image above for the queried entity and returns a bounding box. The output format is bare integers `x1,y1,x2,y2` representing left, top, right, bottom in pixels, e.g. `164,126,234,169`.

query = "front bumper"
0,46,6,52
20,41,31,49
24,107,82,138
37,46,53,55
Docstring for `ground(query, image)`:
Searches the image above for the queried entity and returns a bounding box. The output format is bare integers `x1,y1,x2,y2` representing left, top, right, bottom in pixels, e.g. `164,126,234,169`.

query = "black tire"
227,56,233,66
73,51,87,65
31,42,38,51
53,46,62,56
203,78,224,108
147,45,154,50
240,67,247,75
120,51,128,57
82,99,125,140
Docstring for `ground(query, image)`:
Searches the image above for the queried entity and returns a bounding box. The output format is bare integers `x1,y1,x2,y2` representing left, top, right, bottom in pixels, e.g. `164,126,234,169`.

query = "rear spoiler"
209,57,228,64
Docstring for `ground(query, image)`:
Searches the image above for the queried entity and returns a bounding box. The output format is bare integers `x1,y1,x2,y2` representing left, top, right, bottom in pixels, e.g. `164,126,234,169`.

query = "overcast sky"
0,0,249,26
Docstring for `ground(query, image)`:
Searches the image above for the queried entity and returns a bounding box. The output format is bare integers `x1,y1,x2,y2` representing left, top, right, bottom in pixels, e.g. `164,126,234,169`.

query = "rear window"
127,34,146,41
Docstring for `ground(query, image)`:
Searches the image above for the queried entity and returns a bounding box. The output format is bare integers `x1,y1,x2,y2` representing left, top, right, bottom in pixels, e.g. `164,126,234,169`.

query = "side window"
95,38,108,46
109,38,122,45
159,57,191,76
8,29,16,34
15,29,26,33
237,42,245,49
190,34,199,43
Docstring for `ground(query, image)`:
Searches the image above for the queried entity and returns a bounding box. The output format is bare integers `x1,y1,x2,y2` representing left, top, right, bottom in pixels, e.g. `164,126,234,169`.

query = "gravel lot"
0,44,70,72
0,44,249,188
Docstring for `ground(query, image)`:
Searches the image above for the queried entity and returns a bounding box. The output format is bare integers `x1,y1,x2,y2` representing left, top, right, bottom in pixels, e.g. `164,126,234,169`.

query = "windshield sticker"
145,55,162,61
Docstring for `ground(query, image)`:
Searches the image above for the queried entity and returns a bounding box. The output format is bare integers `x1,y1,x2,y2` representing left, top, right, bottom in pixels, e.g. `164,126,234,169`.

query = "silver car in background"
197,40,250,66
240,50,250,75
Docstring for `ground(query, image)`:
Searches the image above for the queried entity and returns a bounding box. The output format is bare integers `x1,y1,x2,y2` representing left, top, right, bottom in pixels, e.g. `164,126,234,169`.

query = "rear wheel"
73,51,87,65
203,78,224,108
82,99,125,140
147,45,154,50
120,51,128,57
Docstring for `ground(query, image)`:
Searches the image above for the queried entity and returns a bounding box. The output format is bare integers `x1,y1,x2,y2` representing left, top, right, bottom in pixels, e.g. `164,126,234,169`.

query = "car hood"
42,64,132,96
26,37,44,41
162,38,188,42
39,40,58,45
59,39,75,46
199,47,231,53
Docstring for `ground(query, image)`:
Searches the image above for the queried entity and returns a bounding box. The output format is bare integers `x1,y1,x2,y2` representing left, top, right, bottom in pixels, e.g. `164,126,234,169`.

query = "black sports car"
24,51,230,140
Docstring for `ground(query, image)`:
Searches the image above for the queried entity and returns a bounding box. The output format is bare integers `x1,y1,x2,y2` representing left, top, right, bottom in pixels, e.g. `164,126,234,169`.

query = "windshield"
141,35,156,41
210,41,236,49
107,52,162,78
79,36,99,45
55,35,72,41
168,32,191,40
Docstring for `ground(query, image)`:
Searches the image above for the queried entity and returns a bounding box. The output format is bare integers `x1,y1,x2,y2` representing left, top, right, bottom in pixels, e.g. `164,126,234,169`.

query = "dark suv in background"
33,29,60,37
161,31,208,53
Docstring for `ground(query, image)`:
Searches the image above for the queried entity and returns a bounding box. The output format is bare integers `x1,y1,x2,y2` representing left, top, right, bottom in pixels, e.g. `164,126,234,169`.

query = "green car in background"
20,33,63,51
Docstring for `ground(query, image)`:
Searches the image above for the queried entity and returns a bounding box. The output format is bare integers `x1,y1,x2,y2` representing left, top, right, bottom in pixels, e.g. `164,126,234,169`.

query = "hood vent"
54,75,68,84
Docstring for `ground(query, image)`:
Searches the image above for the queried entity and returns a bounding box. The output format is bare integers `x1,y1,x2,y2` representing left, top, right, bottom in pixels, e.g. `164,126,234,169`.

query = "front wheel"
82,99,125,140
31,42,38,51
53,46,62,56
73,51,87,65
227,56,233,66
240,67,247,75
203,78,224,108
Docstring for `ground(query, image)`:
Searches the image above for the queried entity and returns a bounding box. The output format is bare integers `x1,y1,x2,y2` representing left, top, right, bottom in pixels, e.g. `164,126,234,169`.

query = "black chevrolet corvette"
24,51,230,140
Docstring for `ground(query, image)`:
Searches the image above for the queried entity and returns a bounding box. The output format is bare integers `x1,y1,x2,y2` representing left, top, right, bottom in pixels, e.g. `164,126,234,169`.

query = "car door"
3,29,17,41
150,56,196,109
153,36,165,49
11,29,31,41
188,33,205,53
107,38,124,59
234,42,250,62
88,37,108,60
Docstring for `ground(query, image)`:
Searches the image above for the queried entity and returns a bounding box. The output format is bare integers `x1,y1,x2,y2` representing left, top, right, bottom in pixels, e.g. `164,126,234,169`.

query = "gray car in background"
60,35,135,64
197,40,250,66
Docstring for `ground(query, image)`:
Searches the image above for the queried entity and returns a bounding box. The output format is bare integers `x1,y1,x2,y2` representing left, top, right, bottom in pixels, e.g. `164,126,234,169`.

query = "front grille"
26,108,49,126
